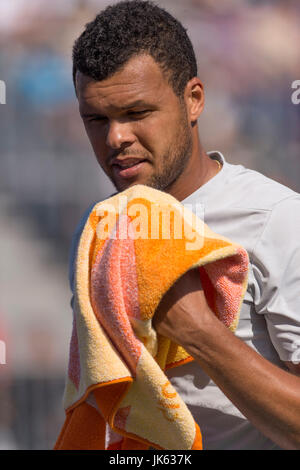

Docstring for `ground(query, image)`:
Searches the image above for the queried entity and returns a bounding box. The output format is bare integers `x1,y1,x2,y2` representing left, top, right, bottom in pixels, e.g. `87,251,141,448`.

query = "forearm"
153,269,300,449
184,314,300,450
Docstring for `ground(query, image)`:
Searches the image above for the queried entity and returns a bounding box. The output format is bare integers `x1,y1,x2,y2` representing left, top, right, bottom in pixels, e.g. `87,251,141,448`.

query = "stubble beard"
146,129,192,193
110,108,193,194
145,114,193,194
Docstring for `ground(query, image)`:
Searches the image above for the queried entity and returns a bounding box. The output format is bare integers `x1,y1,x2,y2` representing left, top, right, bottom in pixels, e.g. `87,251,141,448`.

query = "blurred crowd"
0,0,299,449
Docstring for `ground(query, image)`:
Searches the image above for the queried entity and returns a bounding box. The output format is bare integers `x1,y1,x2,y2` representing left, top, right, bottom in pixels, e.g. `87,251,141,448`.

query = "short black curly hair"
72,0,198,98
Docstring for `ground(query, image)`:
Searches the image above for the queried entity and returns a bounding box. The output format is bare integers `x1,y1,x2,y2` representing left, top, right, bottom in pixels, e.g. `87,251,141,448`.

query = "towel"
54,184,249,450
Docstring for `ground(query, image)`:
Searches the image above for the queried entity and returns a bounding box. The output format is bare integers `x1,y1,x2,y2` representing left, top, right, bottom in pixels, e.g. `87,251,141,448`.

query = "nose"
105,119,136,150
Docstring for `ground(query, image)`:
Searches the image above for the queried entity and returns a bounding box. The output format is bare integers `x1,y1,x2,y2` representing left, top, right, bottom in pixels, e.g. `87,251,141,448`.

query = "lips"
111,158,149,179
111,158,147,169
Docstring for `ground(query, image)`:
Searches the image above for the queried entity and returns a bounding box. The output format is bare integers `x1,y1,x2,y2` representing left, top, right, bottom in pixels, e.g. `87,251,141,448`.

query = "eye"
90,117,106,122
127,110,150,119
85,115,107,123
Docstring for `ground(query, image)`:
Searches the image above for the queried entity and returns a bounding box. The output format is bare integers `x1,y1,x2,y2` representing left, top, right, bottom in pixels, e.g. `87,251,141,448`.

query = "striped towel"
54,184,249,450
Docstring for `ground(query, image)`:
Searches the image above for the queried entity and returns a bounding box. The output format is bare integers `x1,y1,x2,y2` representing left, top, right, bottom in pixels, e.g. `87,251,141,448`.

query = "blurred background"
0,0,299,449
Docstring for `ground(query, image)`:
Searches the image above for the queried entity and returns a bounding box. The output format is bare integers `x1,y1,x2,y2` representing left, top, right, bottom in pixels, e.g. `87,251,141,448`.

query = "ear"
185,77,205,123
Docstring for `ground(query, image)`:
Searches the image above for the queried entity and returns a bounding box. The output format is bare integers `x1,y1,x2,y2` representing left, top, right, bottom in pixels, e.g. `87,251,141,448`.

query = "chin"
113,175,153,192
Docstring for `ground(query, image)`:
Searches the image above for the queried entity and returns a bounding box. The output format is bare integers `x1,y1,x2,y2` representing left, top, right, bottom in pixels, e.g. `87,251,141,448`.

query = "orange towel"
55,184,249,450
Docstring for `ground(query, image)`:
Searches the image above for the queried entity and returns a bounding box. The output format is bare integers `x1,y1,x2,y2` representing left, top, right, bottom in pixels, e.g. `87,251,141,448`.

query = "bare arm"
153,269,300,450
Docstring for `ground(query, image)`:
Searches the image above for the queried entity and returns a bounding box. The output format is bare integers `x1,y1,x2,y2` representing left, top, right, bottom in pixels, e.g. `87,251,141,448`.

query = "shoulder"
250,192,300,306
252,193,300,255
224,162,298,212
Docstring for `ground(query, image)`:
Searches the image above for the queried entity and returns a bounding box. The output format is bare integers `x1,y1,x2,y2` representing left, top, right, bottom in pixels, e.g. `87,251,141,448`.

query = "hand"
153,268,214,350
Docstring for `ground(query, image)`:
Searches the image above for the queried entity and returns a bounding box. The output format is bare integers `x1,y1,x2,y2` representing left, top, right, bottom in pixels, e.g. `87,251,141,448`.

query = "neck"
166,131,219,201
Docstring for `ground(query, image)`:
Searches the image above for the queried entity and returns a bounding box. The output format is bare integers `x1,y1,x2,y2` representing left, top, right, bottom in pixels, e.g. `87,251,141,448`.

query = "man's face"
76,54,193,193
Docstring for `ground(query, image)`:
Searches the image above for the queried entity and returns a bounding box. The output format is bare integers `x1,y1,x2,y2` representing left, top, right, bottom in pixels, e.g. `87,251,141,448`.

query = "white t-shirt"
69,151,300,450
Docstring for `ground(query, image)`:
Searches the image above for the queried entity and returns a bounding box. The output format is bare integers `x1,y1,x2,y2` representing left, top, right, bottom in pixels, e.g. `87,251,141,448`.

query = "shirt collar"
181,151,228,204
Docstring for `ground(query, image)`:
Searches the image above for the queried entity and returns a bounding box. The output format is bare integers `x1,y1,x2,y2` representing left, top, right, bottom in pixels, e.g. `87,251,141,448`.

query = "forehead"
76,54,176,112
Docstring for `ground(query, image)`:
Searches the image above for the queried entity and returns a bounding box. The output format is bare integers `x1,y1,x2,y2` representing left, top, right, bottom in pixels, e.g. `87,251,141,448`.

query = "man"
69,0,300,449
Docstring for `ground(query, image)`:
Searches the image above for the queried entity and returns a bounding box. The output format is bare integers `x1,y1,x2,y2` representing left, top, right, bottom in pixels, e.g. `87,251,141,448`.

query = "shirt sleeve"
251,195,300,362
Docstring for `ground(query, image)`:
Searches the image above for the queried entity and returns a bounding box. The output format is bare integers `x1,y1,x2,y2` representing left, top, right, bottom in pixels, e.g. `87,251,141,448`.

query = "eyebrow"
80,100,153,118
80,111,106,119
117,100,152,110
